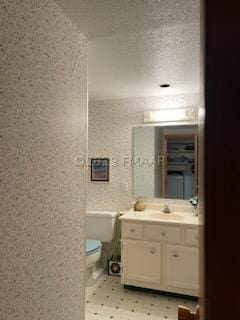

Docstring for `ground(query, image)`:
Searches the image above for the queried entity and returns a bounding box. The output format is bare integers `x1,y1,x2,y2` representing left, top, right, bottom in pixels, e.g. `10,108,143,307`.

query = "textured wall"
0,1,87,319
88,94,199,211
133,127,156,198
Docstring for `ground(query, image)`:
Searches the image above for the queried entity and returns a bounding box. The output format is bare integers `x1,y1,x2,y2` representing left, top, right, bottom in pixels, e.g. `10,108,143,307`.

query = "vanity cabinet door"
165,245,199,291
122,241,162,284
185,228,199,246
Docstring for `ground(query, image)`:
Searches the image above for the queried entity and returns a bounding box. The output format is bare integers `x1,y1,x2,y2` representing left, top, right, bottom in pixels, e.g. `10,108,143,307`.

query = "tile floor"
85,273,197,320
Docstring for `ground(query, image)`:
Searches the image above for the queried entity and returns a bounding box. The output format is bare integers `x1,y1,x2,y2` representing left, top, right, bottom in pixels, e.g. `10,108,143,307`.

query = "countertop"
119,208,199,226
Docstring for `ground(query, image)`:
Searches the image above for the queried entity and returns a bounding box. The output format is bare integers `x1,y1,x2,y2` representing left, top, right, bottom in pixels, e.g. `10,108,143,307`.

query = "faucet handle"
162,203,171,213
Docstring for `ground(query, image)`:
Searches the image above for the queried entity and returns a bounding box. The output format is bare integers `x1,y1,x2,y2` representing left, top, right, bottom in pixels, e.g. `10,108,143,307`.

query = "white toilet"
86,210,118,285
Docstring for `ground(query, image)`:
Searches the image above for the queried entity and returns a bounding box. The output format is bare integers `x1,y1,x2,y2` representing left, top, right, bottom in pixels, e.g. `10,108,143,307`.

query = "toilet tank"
86,211,118,243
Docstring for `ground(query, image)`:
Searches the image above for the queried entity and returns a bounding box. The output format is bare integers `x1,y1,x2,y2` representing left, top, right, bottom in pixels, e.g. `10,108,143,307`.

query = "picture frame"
91,158,110,181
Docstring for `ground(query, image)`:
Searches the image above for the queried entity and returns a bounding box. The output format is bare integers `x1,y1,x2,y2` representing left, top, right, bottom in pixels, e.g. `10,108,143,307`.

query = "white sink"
146,213,184,220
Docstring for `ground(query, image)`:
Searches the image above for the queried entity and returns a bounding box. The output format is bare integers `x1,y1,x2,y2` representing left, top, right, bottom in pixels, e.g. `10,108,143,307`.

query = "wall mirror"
133,124,198,199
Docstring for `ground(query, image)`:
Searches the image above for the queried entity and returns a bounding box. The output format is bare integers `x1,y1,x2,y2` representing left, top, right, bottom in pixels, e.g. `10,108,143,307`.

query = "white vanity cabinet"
166,245,198,291
121,220,199,297
122,240,162,284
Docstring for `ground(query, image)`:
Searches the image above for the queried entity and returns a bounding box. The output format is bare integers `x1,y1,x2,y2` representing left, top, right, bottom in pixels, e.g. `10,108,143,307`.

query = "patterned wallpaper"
88,94,199,212
133,126,156,198
0,1,87,319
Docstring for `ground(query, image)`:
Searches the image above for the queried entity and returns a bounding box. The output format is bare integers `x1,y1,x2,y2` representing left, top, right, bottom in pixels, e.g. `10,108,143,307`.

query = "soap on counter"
133,200,145,211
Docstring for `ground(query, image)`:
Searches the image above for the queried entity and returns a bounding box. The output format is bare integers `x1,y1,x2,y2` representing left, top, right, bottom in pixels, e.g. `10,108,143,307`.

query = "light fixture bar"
144,107,197,123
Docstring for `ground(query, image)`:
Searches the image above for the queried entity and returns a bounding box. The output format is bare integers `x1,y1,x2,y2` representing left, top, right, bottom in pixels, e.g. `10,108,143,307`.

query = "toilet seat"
86,239,102,256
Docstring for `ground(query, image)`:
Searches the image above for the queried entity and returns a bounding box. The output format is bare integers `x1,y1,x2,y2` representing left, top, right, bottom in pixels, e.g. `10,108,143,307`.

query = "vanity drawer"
185,228,199,246
144,224,182,243
122,222,144,239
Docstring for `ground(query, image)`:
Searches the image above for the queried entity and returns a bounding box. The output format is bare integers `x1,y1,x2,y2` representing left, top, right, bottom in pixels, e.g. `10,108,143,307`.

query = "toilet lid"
86,239,101,256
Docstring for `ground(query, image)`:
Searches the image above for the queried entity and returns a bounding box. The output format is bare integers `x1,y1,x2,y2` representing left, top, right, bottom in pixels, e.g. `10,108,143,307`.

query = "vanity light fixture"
144,107,197,123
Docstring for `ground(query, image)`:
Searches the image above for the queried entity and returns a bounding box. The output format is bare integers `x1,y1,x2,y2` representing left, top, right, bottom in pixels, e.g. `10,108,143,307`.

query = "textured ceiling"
56,0,200,101
56,0,200,39
88,23,200,101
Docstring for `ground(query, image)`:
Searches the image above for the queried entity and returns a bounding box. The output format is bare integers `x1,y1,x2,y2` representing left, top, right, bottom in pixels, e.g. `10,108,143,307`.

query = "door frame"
203,0,240,319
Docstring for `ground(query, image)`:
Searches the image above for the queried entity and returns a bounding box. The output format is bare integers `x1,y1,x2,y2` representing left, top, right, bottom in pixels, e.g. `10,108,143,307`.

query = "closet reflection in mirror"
133,125,198,199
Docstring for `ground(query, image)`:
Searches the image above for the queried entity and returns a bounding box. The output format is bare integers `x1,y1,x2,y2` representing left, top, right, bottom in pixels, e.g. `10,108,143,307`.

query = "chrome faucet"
162,203,171,214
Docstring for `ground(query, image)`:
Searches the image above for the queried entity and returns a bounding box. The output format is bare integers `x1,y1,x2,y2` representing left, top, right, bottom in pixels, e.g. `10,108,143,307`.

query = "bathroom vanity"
120,205,199,297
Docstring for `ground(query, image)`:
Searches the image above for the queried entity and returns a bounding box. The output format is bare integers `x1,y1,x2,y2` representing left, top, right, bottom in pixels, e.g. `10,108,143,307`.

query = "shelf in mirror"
168,150,194,153
168,162,193,165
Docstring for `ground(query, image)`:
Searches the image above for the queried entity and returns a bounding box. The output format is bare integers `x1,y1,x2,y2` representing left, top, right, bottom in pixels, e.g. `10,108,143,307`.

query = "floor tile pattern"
85,274,197,320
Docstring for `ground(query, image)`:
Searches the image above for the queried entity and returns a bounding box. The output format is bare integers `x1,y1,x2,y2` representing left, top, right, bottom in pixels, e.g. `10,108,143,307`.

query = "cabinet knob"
161,232,166,236
173,253,179,258
130,229,135,233
150,248,156,254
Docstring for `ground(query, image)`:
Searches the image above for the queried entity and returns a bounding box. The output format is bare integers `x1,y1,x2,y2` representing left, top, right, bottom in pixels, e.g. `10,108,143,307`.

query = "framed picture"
91,158,110,181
